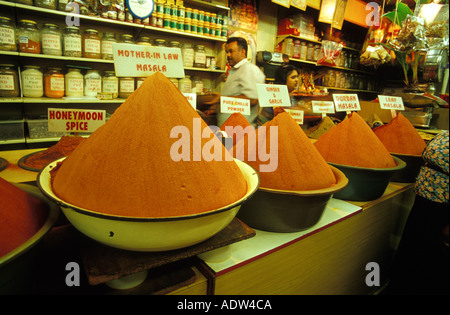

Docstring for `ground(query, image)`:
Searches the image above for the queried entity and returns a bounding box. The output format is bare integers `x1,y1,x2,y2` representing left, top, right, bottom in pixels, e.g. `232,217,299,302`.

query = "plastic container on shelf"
300,42,307,61
0,64,20,98
34,0,57,9
102,71,118,99
292,40,300,59
182,43,194,67
119,77,135,99
194,45,206,68
41,23,62,56
178,75,192,93
283,38,293,57
17,20,41,54
82,29,101,59
306,43,314,61
0,16,17,52
63,26,82,57
44,67,64,98
313,44,320,62
84,69,102,97
21,65,44,98
101,32,116,60
65,68,84,97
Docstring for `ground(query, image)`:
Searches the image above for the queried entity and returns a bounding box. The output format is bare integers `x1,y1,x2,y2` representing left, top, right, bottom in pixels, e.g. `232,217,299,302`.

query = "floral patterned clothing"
415,130,449,203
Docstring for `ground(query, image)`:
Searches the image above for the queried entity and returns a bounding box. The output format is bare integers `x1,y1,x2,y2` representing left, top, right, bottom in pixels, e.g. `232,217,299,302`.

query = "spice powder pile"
220,113,253,148
0,178,46,257
373,113,426,156
51,72,247,218
233,108,337,191
314,112,397,168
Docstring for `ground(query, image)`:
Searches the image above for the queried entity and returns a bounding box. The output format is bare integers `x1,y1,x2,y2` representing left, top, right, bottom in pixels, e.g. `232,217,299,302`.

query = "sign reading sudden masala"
51,72,247,218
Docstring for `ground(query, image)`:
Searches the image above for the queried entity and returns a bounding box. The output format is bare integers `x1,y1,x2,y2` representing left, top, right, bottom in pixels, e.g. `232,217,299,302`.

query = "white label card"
312,100,335,113
256,83,291,108
48,108,106,133
378,95,405,111
332,94,361,112
220,96,251,115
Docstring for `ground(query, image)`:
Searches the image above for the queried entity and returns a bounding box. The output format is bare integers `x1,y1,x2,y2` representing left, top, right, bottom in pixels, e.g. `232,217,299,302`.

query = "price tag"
112,43,184,78
332,94,360,112
378,95,405,111
312,100,335,114
285,108,304,124
48,108,106,133
256,83,291,108
126,0,154,19
183,93,197,109
220,96,250,115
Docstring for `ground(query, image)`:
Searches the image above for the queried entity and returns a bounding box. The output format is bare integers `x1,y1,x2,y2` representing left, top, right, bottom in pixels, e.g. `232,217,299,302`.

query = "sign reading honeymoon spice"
112,43,184,77
48,108,106,133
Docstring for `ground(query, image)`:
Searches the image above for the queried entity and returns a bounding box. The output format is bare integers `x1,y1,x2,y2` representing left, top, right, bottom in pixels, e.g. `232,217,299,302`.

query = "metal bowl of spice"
237,165,348,233
328,155,406,201
37,158,259,252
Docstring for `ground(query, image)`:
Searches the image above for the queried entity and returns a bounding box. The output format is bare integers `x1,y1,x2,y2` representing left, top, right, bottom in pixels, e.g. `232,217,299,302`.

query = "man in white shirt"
201,37,266,126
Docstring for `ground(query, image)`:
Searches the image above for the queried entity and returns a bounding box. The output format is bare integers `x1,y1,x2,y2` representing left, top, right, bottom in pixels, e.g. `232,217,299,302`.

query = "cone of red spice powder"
51,72,247,218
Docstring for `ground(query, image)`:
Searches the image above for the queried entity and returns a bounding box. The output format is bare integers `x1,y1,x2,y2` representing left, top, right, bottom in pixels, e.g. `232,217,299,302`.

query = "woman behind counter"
256,64,299,126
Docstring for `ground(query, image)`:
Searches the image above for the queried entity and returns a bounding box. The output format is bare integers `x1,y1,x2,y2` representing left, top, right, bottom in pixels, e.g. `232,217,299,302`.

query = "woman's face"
286,70,299,93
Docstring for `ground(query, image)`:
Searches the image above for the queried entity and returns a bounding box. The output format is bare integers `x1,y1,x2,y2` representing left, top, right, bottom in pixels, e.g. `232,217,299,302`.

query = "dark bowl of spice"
390,153,423,183
237,165,348,233
328,155,406,201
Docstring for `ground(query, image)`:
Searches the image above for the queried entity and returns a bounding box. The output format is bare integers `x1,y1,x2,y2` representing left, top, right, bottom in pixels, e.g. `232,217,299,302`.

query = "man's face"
225,41,246,67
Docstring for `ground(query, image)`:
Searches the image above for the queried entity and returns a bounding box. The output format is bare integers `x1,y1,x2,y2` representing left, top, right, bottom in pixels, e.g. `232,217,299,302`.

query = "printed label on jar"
85,79,101,95
120,80,134,92
42,34,61,50
0,27,15,44
64,37,81,51
194,52,206,64
103,81,118,93
50,77,65,91
0,75,14,90
84,38,100,53
183,50,194,67
23,74,43,91
67,78,83,92
101,41,113,55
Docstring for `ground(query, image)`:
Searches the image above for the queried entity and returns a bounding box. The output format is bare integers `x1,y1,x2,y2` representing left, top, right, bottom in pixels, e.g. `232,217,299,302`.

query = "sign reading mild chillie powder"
112,43,184,78
48,108,106,133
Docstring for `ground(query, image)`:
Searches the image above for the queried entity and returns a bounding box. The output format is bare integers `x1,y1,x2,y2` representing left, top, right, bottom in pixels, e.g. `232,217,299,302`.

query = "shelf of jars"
0,1,228,43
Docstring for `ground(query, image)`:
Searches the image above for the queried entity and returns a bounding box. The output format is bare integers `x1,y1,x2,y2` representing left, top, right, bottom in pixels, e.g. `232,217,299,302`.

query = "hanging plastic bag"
316,40,343,67
415,3,449,50
360,45,391,67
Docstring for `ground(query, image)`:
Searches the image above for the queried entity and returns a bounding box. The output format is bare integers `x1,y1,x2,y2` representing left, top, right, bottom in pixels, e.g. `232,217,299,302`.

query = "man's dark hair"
226,37,248,57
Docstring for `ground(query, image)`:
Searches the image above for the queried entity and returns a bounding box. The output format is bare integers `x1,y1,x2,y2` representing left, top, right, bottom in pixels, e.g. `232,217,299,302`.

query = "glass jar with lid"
101,32,116,60
82,29,101,59
193,45,206,68
21,65,44,97
168,41,180,48
41,23,62,56
154,38,166,47
283,38,293,57
306,43,314,61
44,68,64,98
102,71,118,98
178,75,192,93
0,16,17,52
339,72,346,89
313,45,320,62
63,26,81,57
136,36,151,46
0,64,19,98
181,43,194,67
327,70,336,87
17,19,41,54
84,69,102,97
300,42,307,61
136,77,146,89
65,68,84,97
120,34,135,44
119,77,135,98
192,76,203,94
34,0,57,10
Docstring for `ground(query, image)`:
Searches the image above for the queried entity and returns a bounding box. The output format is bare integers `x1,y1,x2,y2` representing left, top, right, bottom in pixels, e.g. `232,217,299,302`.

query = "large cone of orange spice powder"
373,113,426,156
220,113,253,147
314,112,396,168
51,72,247,218
233,109,337,191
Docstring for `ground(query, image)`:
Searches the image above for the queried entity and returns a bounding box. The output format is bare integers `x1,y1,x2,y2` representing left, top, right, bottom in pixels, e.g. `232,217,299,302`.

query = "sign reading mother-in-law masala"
112,43,185,78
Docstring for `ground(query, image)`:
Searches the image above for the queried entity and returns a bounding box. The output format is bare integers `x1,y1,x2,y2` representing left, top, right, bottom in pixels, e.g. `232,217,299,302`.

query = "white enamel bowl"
37,158,259,252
